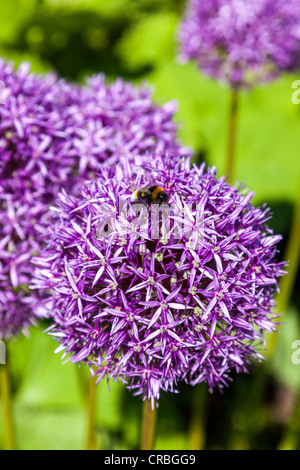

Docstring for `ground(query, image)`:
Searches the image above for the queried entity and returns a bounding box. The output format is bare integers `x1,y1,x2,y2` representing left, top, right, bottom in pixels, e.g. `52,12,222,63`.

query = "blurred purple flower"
32,154,286,402
178,0,300,88
0,59,186,340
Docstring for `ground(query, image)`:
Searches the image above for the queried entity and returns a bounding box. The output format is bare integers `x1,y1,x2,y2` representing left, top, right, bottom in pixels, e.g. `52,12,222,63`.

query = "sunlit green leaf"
270,306,300,390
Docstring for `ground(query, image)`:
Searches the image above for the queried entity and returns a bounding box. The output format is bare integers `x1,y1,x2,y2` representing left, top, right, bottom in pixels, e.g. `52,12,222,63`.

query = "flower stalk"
85,373,98,450
141,399,157,450
277,392,300,450
0,362,16,450
225,89,239,185
188,384,207,450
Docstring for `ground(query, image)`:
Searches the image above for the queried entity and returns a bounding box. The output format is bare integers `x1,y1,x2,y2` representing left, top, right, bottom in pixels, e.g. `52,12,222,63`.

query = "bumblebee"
131,185,168,206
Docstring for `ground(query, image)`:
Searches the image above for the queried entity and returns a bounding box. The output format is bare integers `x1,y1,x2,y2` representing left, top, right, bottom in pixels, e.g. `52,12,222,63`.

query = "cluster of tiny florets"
178,0,300,88
32,154,286,401
0,59,185,339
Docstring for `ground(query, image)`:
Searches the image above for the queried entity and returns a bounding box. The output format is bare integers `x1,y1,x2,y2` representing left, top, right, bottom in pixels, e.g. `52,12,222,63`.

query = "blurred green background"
0,0,300,450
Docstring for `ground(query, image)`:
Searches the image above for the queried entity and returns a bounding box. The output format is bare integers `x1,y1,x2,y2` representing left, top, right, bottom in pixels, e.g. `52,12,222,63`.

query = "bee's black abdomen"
155,191,168,204
131,185,168,206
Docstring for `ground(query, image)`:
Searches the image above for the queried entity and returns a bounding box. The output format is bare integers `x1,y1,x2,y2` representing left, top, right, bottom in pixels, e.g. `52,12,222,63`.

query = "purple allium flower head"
0,59,186,340
32,154,286,402
178,0,300,88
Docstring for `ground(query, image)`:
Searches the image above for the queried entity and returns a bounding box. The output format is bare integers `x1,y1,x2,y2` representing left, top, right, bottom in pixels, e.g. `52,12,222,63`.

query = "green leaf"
8,326,83,408
155,433,187,450
13,405,85,450
0,0,38,42
116,12,178,71
270,306,300,390
0,47,52,73
96,379,123,432
2,326,125,449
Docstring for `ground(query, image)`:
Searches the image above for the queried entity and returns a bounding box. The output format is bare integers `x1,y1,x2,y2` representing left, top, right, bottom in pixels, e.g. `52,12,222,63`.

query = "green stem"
141,398,157,450
225,88,239,185
188,384,207,450
76,364,89,404
277,392,300,450
85,373,98,450
0,362,16,450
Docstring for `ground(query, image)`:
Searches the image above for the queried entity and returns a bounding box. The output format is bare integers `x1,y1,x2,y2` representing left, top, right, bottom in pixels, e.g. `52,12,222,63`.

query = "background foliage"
0,0,299,450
